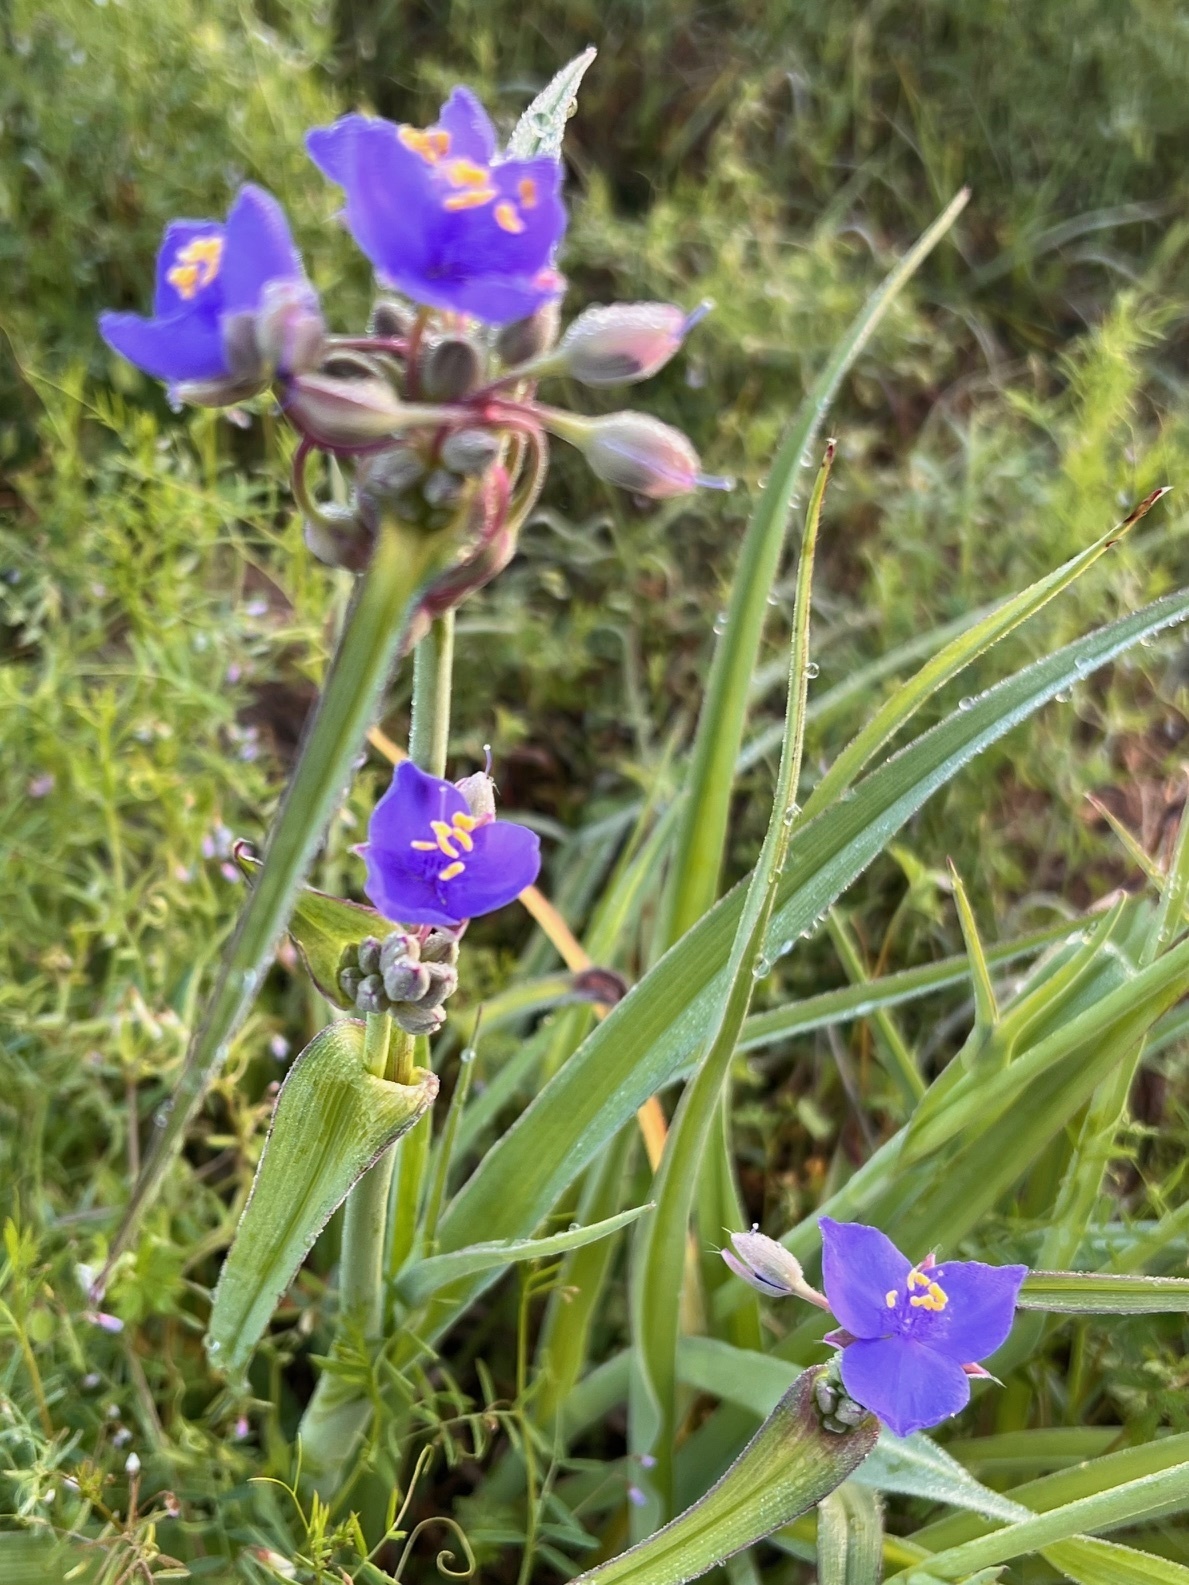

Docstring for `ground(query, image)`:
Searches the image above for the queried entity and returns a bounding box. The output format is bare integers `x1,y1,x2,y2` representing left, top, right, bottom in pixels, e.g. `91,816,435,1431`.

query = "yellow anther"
446,158,492,188
453,812,479,832
411,839,439,851
885,1290,897,1308
443,187,496,211
906,1268,930,1290
451,824,474,853
400,126,452,164
167,235,223,300
494,200,526,235
429,820,460,859
908,1280,949,1313
518,177,539,209
438,861,466,881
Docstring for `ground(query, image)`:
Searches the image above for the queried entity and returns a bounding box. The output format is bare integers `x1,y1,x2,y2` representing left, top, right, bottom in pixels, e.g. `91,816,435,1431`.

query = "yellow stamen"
438,861,465,881
452,812,479,832
885,1290,897,1308
494,200,526,235
451,825,474,853
411,839,439,851
908,1278,949,1313
518,177,538,209
443,187,496,211
400,125,452,164
166,235,223,300
446,158,492,188
429,820,460,859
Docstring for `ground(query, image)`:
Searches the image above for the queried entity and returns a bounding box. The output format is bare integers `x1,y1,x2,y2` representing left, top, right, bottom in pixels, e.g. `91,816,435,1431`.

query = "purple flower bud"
496,301,561,366
554,301,710,386
544,409,734,499
284,373,407,451
420,337,484,402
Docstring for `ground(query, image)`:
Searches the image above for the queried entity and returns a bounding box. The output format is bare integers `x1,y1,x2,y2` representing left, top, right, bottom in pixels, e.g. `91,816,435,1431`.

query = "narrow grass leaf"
631,444,832,1516
395,1203,652,1307
664,193,968,944
1018,1270,1189,1313
1043,1536,1189,1583
435,590,1189,1319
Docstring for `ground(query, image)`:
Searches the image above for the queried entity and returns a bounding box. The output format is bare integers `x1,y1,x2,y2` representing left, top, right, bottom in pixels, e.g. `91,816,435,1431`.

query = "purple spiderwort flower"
359,760,540,928
306,88,567,325
819,1219,1027,1438
99,185,322,403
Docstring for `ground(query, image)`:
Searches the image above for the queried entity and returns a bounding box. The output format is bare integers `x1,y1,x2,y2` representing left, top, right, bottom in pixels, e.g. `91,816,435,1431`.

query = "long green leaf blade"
663,191,969,945
435,590,1189,1305
395,1202,651,1307
1018,1270,1189,1313
632,443,831,1516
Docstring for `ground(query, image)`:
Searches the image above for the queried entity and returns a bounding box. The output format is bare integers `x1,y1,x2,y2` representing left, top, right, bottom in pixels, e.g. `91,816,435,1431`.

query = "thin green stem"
410,612,455,777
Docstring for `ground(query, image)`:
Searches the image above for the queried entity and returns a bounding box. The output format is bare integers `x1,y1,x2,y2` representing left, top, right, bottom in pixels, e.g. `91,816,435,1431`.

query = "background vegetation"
5,0,1189,1579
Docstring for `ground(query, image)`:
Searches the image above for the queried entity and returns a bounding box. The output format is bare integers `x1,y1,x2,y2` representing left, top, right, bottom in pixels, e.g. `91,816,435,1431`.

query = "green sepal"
237,847,383,1009
206,1018,437,1378
570,1365,878,1585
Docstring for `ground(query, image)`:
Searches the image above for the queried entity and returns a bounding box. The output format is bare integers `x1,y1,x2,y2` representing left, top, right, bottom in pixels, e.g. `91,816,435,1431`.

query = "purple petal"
369,761,468,853
361,844,463,928
153,219,226,318
436,87,496,163
221,185,304,312
906,1260,1027,1364
343,119,440,282
839,1337,971,1439
820,1219,912,1341
306,114,370,186
444,819,540,917
440,271,558,324
99,309,227,384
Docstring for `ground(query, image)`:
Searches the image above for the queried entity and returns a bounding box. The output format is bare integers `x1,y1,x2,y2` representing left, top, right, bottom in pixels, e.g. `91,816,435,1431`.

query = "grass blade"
434,589,1189,1316
631,444,833,1516
663,192,969,946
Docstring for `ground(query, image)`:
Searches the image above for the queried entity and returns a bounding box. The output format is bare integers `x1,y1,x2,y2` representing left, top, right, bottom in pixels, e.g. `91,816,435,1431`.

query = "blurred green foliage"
5,0,1189,1578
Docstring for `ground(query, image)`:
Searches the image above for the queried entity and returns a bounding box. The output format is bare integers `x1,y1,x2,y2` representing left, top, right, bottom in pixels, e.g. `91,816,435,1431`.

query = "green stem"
410,611,455,777
96,513,451,1298
298,613,455,1490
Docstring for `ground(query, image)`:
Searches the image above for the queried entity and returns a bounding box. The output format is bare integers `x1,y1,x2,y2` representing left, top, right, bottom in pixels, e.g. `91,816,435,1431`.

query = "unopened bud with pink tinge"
542,408,733,499
552,300,711,386
722,1229,830,1307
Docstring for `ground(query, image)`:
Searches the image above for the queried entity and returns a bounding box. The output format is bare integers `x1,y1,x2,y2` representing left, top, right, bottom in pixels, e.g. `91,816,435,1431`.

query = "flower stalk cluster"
336,927,460,1034
99,87,730,650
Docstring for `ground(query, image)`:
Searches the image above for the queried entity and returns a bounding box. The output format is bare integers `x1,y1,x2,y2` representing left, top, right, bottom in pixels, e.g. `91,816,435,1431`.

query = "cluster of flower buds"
812,1372,869,1436
99,85,732,640
337,927,460,1035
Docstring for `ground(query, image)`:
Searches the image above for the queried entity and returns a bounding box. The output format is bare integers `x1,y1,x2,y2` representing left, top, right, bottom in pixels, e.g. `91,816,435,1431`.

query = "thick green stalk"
96,514,449,1294
298,612,456,1487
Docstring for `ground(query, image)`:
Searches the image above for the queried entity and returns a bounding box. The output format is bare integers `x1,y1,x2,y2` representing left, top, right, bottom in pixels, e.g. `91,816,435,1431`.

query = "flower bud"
454,771,496,824
421,927,462,964
496,301,561,367
418,960,459,1010
302,504,373,572
420,337,483,402
255,279,325,377
721,1229,828,1306
440,428,501,477
284,373,406,450
422,468,464,509
556,301,709,385
547,410,733,499
369,297,414,339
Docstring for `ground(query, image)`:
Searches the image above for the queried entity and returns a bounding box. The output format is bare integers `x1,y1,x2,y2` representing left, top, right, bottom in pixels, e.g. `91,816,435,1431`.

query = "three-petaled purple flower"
99,185,322,401
820,1219,1026,1438
359,760,540,928
306,88,567,325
